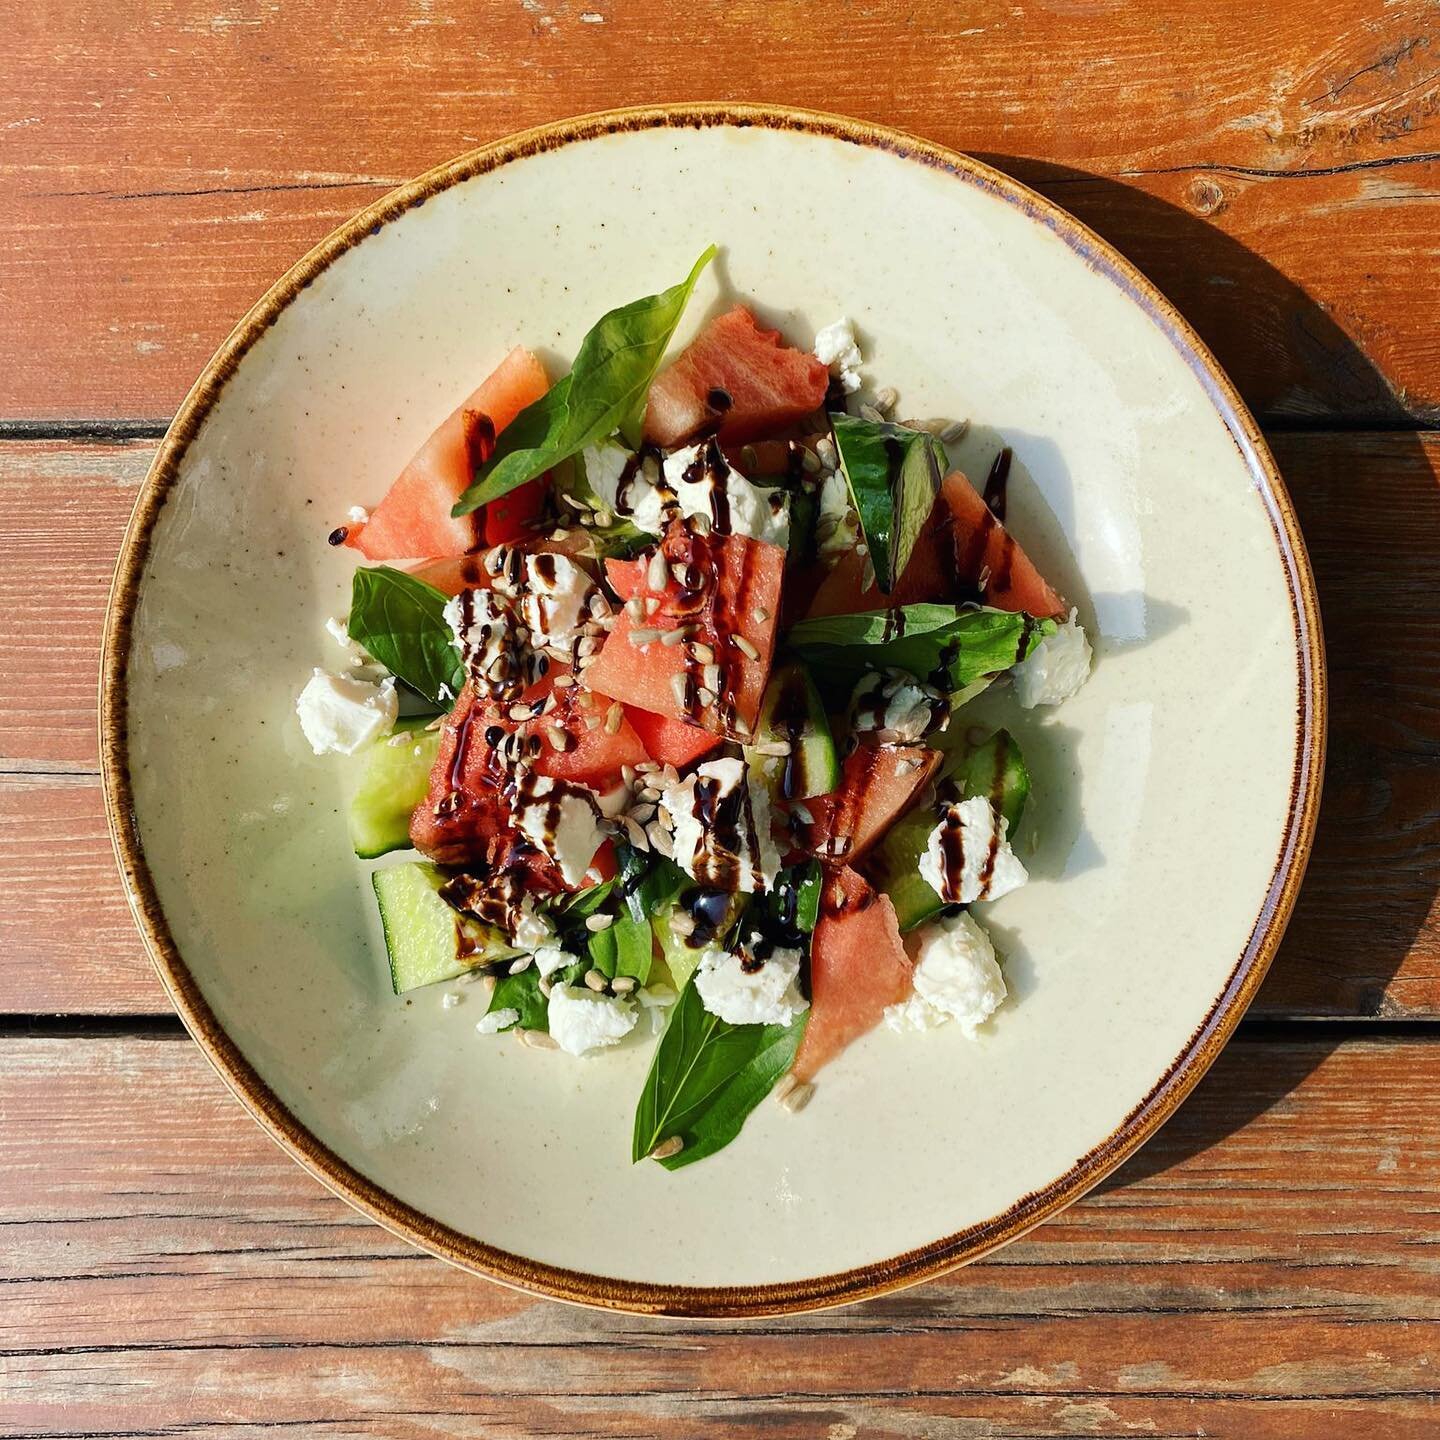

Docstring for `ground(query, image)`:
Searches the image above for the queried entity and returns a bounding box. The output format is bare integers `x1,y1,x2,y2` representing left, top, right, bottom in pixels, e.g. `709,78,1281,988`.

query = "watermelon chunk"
344,348,551,562
792,867,912,1083
942,471,1067,619
644,306,829,448
409,670,643,869
623,705,721,769
584,524,783,738
795,743,940,864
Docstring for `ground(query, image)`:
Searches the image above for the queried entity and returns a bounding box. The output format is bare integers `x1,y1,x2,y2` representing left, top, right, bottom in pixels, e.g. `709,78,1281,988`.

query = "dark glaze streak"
823,745,879,859
1014,613,1041,666
983,446,1012,521
936,804,966,904
531,551,557,586
768,669,813,801
682,888,734,949
446,702,482,796
928,641,961,690
879,607,907,642
688,766,763,891
681,438,734,535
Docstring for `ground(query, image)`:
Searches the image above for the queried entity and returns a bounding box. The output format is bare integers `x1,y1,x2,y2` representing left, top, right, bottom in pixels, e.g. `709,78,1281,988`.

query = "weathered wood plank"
3,0,1437,421
0,1034,1435,1436
1,434,1435,1016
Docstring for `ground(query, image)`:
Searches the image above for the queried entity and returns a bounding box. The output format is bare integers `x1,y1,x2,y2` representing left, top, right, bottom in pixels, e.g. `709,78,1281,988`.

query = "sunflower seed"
635,760,660,773
897,757,921,774
732,715,752,737
585,912,614,932
773,1073,798,1104
780,1081,814,1114
647,548,669,591
622,815,650,850
629,626,660,647
874,727,902,745
547,725,570,751
815,436,838,470
549,528,571,542
752,606,770,624
799,446,822,475
670,673,691,707
578,652,599,670
858,402,885,423
689,640,715,664
660,766,681,787
753,739,792,757
559,492,591,512
625,596,646,622
584,713,601,729
593,510,614,528
690,512,711,535
941,417,971,443
483,974,498,993
552,672,576,689
660,625,693,647
649,1136,684,1160
611,976,637,995
518,1028,559,1051
605,701,624,735
508,955,533,975
648,822,675,858
668,908,695,937
583,967,609,993
538,977,553,997
645,596,661,615
639,784,662,803
874,386,898,415
703,663,722,692
732,634,760,662
628,801,657,824
696,687,716,707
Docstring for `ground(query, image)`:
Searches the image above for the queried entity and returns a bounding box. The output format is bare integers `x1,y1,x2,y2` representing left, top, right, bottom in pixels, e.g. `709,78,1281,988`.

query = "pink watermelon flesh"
793,867,913,1083
345,347,550,561
643,306,829,448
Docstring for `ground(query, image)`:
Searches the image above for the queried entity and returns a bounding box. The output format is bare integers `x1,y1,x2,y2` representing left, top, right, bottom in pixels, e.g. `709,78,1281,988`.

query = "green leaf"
452,247,717,516
829,413,945,591
588,913,654,985
632,976,806,1170
487,957,587,1032
759,861,823,938
561,876,617,919
787,605,1055,704
348,566,464,707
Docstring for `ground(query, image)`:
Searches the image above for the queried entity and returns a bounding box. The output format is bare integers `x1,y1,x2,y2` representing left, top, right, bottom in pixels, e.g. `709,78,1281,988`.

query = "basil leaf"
562,876,617,919
619,848,688,926
452,246,717,516
487,957,587,1032
787,605,1055,703
830,413,945,591
758,861,822,939
348,566,464,707
588,913,654,985
632,976,806,1170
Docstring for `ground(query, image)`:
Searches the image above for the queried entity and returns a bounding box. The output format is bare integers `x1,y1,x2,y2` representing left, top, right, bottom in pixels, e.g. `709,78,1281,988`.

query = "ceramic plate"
102,104,1324,1315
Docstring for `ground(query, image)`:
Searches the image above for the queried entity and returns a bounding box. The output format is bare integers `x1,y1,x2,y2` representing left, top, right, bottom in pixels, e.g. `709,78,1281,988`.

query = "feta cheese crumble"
919,795,1029,905
584,439,669,535
514,777,606,888
851,671,948,743
510,901,554,954
814,318,863,394
547,984,638,1056
534,943,580,979
1012,608,1093,708
884,912,1007,1035
295,669,397,754
521,552,598,656
663,757,781,894
345,505,371,525
662,442,791,547
694,944,809,1027
443,587,518,693
476,1007,519,1035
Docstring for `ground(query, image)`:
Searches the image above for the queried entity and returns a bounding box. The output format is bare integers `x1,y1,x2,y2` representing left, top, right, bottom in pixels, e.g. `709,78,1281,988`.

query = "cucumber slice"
868,729,1031,933
747,661,839,802
348,720,440,859
372,862,518,994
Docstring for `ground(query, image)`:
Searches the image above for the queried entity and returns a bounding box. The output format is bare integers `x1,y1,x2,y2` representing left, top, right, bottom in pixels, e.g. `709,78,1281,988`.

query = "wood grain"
3,0,1438,422
1,1032,1436,1436
1,433,1436,1017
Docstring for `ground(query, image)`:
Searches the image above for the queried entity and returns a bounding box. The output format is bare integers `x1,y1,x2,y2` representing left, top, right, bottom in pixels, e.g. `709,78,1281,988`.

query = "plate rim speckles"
98,101,1326,1317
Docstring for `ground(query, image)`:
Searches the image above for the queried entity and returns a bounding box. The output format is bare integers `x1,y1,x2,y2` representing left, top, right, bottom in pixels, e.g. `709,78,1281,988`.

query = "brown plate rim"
99,100,1327,1318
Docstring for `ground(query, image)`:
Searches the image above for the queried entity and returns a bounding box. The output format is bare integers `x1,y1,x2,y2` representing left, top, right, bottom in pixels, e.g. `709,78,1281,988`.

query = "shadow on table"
966,157,1436,1191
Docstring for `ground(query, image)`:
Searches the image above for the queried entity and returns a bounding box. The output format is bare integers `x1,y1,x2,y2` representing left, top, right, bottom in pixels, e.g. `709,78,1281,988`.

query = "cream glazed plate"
102,104,1323,1315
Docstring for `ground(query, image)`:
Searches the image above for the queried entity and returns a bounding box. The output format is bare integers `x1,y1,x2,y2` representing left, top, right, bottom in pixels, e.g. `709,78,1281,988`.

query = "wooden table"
4,2,1438,1434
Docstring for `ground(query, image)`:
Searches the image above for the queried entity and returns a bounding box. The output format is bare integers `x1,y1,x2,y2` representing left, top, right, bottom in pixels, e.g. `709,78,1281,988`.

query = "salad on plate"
296,246,1092,1169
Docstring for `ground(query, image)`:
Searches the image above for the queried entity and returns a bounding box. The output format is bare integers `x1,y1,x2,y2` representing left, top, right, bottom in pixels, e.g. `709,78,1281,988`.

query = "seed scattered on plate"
649,1135,684,1160
780,1082,814,1114
583,967,609,993
732,634,760,661
585,912,614,932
